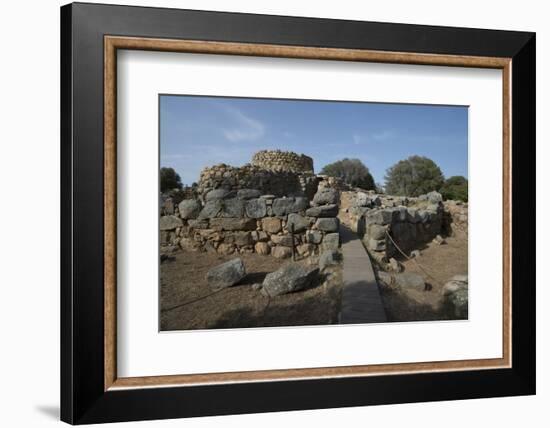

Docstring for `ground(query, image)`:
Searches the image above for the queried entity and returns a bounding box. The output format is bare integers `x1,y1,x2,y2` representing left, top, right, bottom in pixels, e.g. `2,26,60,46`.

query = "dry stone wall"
355,191,446,260
197,163,319,200
160,187,341,259
251,150,314,173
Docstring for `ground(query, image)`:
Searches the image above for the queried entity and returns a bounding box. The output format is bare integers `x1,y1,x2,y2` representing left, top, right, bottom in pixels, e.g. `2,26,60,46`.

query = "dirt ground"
160,250,342,331
377,230,468,322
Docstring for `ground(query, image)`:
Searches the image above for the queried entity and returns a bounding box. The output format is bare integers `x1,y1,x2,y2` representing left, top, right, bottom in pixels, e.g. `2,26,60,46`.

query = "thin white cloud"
222,106,265,142
371,130,394,141
353,134,366,145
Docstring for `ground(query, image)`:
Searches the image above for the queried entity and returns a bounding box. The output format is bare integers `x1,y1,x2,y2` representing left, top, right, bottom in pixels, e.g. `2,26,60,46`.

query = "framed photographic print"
60,2,536,424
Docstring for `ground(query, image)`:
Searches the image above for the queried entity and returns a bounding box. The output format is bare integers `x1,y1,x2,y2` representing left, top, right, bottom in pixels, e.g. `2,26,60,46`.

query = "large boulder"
198,200,223,219
368,224,387,240
205,188,233,201
286,213,310,233
315,217,339,232
245,198,267,218
272,197,308,216
237,189,262,200
160,215,183,231
219,198,245,218
441,275,468,318
305,204,339,217
313,188,338,206
319,250,342,271
262,263,319,296
178,199,201,219
354,192,369,207
394,272,425,291
321,233,340,251
365,209,394,225
426,191,443,203
206,258,246,289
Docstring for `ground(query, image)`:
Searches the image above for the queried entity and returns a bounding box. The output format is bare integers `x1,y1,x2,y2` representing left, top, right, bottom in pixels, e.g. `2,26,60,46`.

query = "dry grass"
160,250,342,331
378,231,468,322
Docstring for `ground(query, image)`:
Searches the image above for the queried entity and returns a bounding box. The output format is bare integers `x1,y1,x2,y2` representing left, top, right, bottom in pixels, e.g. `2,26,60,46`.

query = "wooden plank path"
339,224,387,324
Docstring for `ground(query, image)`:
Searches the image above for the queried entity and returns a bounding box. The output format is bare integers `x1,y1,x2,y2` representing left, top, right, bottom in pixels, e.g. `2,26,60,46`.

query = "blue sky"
160,95,468,186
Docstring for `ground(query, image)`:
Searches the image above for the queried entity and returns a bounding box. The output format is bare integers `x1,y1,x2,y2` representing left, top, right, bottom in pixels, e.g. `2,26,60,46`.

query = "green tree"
384,155,444,196
320,158,375,190
440,175,468,202
160,167,183,193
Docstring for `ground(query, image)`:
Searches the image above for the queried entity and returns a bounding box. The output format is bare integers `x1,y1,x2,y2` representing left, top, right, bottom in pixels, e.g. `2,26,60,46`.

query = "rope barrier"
384,229,446,287
161,287,225,313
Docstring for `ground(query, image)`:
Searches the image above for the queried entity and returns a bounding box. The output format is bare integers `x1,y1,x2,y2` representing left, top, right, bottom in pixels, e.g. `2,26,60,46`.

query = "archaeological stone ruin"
160,150,342,260
160,148,469,319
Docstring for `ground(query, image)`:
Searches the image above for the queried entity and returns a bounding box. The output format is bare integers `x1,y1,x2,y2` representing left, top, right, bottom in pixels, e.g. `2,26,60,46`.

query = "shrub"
384,155,444,196
320,158,375,190
160,167,183,193
440,175,468,202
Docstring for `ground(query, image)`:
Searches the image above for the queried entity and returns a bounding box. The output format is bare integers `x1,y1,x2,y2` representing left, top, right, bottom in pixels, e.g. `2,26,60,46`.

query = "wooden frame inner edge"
104,36,512,391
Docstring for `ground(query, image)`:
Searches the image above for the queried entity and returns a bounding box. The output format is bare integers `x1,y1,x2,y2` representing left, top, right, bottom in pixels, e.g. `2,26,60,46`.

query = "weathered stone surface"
219,198,245,218
389,257,403,272
319,249,341,271
297,243,314,257
261,217,282,234
377,271,394,287
305,230,323,244
315,217,339,232
407,208,420,223
233,231,252,246
368,224,387,240
209,218,256,231
367,238,386,251
162,197,175,215
206,258,246,289
426,191,443,203
205,188,233,201
394,206,408,222
271,234,296,247
254,242,270,255
313,188,338,206
198,200,223,219
286,213,310,233
187,219,209,229
237,189,262,200
394,272,425,291
442,275,469,318
451,274,468,283
365,209,394,225
160,215,183,231
305,204,339,217
441,275,468,296
355,192,369,207
271,246,292,259
261,263,319,296
272,197,308,215
245,198,267,218
178,199,201,219
321,233,340,251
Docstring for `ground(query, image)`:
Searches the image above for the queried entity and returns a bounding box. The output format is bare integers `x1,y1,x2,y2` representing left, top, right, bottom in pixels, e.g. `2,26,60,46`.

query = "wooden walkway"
339,224,387,324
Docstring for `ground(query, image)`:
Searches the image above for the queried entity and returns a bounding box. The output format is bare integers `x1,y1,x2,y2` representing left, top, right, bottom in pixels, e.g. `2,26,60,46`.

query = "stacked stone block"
160,186,341,259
